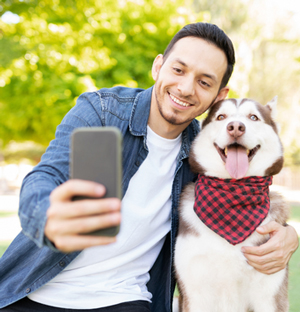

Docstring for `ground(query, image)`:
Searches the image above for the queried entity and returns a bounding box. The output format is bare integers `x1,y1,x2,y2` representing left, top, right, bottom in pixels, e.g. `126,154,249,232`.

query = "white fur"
175,99,288,312
192,99,282,179
175,186,285,311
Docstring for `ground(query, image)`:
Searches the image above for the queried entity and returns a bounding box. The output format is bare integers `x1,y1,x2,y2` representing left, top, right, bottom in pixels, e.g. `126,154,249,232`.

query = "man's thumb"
256,221,279,234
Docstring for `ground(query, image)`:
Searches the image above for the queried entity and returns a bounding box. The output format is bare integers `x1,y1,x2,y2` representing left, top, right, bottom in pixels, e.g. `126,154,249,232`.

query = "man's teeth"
170,94,190,107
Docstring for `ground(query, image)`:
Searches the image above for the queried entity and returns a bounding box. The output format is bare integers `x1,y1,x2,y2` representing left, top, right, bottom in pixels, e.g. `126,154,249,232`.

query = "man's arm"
18,91,119,250
242,221,299,274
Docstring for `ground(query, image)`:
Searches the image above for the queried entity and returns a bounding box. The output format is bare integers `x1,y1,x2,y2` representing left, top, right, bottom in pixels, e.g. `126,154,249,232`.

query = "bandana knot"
193,175,273,245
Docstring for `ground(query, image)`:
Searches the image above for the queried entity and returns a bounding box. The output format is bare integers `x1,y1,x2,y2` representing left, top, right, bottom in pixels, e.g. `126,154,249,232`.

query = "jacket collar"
129,86,153,137
129,85,200,159
179,119,199,160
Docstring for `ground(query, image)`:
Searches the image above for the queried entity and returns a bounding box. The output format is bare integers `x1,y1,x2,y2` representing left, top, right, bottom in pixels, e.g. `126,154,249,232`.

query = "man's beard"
154,86,217,126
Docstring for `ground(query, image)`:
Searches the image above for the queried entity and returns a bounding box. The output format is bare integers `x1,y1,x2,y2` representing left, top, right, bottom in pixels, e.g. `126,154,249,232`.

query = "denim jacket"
0,86,199,311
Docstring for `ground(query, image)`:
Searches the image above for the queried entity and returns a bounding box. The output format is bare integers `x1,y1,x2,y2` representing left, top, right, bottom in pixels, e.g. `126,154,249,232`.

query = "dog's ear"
266,96,278,120
266,96,281,133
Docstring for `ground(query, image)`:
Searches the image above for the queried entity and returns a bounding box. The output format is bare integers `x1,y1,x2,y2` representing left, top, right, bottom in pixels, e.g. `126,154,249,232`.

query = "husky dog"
174,97,289,312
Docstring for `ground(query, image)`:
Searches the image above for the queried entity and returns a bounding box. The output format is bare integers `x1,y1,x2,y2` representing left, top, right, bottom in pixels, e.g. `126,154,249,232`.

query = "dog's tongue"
225,145,249,179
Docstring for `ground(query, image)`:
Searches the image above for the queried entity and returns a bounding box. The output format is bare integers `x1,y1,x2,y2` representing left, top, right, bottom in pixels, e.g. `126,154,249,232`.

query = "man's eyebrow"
173,58,188,67
173,58,218,83
202,73,218,83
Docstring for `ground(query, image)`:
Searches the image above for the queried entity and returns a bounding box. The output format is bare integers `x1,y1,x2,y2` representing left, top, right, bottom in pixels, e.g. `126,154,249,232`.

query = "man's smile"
169,92,193,107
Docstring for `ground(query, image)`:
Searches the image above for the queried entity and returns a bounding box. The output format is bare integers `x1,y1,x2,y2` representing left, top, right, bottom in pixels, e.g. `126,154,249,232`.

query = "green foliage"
2,0,300,166
289,237,300,312
290,205,300,222
0,0,201,146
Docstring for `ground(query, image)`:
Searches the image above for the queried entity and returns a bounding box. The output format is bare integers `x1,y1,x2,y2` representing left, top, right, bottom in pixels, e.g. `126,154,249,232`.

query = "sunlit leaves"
0,0,200,146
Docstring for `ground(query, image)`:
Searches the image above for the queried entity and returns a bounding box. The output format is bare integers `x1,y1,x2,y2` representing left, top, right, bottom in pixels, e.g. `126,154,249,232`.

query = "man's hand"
45,179,121,253
242,221,299,274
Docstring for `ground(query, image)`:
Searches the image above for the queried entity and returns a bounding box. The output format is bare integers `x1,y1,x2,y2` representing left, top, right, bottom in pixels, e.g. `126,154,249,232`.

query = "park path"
0,194,21,242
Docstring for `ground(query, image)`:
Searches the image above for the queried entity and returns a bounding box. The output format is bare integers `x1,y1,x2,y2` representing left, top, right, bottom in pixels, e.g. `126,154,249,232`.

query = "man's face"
150,36,229,138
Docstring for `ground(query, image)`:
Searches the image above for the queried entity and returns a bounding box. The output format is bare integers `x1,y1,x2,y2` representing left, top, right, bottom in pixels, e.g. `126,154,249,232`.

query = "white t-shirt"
28,126,182,309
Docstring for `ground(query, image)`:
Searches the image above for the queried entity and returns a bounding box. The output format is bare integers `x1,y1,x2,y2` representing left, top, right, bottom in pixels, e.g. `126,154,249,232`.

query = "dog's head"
190,97,283,179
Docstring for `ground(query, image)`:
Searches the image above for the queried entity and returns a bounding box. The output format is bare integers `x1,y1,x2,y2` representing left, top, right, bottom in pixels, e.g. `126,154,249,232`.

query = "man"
0,23,298,312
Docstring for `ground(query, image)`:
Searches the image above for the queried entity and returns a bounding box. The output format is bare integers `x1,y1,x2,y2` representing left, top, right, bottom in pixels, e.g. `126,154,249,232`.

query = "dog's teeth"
224,147,228,156
247,149,250,156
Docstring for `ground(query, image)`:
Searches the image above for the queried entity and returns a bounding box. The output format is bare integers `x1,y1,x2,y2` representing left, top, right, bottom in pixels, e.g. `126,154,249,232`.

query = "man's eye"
217,114,226,120
250,115,259,121
173,68,182,74
199,80,210,88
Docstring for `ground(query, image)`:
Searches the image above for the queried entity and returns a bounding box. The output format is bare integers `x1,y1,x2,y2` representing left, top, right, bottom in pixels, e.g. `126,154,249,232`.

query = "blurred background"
0,0,299,310
0,0,300,187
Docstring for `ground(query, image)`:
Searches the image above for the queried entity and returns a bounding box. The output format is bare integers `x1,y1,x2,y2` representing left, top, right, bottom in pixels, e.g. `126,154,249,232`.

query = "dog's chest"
175,182,273,287
174,188,286,311
175,201,260,279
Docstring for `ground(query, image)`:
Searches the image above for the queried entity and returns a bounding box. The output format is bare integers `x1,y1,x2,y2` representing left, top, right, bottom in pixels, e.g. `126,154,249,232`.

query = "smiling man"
0,23,298,312
149,36,229,138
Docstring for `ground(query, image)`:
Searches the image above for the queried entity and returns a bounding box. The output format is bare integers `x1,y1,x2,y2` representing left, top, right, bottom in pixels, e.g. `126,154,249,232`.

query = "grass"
290,204,300,222
0,211,16,218
289,238,300,312
288,204,300,312
0,206,300,310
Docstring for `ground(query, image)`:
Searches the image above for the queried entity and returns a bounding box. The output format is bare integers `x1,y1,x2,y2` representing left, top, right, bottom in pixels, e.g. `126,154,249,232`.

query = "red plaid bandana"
193,174,273,245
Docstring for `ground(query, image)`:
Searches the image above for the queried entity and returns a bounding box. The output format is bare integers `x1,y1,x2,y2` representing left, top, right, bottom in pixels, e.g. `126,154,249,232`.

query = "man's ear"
152,54,163,81
214,87,229,104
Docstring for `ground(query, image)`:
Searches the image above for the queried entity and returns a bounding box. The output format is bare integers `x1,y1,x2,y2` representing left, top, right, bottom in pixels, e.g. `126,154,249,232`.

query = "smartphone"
70,127,122,236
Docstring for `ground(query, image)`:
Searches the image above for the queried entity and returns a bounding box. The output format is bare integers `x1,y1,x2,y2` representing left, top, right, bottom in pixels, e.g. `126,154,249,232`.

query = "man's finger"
53,235,117,253
245,251,286,274
246,259,284,275
242,240,273,256
46,210,121,235
243,250,284,265
50,179,106,202
241,222,283,256
47,198,121,219
64,212,121,235
255,221,281,235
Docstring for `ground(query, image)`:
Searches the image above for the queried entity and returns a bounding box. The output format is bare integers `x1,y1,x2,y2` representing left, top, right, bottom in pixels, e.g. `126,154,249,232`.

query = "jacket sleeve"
18,91,104,248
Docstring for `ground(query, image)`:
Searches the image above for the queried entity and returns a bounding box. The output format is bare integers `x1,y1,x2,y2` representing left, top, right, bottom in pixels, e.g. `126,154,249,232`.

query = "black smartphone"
70,127,122,236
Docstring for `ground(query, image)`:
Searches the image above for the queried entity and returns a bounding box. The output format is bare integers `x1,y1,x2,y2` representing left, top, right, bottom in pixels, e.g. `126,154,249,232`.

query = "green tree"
0,0,201,146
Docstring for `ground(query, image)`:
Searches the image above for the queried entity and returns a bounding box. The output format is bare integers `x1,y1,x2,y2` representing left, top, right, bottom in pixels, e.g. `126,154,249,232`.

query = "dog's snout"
227,121,245,138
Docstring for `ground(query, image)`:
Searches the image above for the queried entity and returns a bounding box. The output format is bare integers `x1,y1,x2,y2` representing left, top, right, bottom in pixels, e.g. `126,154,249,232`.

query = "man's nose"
177,76,195,97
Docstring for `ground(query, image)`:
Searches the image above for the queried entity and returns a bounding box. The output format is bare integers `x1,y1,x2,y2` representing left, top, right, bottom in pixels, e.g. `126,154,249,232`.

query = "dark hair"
163,23,235,89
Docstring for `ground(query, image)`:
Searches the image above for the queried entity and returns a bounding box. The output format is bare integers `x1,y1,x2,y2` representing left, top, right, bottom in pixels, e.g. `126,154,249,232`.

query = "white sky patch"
1,11,20,24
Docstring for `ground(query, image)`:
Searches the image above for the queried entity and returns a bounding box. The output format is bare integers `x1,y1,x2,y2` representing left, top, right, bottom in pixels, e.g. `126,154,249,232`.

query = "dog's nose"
227,121,245,138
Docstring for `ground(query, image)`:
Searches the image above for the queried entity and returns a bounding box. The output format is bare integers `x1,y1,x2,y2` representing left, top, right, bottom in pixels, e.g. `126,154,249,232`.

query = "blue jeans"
0,297,151,312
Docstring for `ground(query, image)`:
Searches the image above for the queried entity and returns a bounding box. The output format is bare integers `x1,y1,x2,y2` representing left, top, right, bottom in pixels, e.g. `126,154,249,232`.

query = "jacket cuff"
43,235,61,252
19,194,50,248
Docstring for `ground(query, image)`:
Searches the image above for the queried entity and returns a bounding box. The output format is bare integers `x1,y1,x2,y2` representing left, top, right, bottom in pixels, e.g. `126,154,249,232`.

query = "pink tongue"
225,146,249,179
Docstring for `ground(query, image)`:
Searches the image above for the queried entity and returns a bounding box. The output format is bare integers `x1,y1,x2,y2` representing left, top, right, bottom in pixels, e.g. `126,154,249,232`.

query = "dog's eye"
217,114,226,120
250,115,259,121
